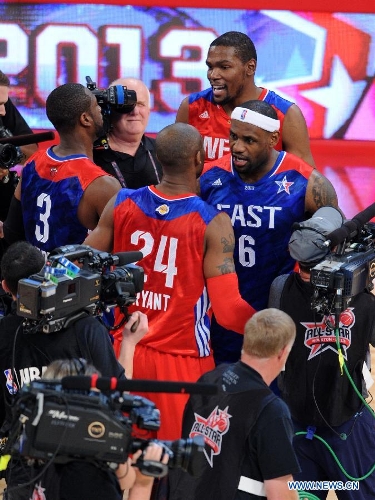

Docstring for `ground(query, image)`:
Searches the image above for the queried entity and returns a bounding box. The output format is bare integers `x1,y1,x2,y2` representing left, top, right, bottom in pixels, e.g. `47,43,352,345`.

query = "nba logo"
4,369,18,395
240,109,247,120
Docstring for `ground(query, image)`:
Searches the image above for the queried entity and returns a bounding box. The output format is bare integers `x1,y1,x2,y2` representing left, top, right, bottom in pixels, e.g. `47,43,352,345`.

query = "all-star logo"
275,176,294,194
302,308,355,360
189,406,231,467
30,482,46,500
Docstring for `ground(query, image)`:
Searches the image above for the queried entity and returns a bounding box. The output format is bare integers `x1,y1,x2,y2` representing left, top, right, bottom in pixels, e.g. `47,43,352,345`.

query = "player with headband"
199,99,338,367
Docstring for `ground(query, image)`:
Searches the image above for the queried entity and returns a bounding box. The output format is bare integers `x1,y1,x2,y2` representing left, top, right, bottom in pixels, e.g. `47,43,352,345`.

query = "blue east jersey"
200,151,314,363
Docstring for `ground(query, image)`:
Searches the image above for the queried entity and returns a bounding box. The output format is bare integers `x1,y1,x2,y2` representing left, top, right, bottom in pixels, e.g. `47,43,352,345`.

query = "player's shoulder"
201,154,232,176
278,151,314,179
261,87,294,114
188,87,213,104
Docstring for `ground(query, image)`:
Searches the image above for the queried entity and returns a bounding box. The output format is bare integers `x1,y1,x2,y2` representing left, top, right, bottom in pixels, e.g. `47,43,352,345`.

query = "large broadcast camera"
17,244,144,334
86,76,137,147
8,378,204,478
310,203,375,318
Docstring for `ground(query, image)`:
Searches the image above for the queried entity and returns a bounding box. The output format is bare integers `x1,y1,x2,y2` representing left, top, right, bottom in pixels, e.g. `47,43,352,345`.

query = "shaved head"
110,77,151,107
155,123,203,171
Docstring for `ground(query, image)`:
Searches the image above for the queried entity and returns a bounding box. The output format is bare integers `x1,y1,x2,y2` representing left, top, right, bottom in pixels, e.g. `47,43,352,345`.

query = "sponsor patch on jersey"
189,405,231,467
275,175,294,194
211,178,222,186
302,308,355,360
155,204,170,215
199,111,210,119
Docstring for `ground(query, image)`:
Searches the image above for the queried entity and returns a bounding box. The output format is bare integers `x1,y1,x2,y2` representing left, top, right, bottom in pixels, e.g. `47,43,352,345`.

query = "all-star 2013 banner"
1,4,374,141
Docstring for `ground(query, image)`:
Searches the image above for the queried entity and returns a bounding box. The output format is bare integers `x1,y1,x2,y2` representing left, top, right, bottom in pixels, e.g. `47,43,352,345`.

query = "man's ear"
269,130,280,148
1,279,10,294
80,111,91,128
195,150,202,166
245,58,257,76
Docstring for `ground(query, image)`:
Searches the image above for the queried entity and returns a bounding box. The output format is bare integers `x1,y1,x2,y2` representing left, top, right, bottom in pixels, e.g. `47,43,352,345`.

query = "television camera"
7,378,205,478
17,244,144,334
310,203,375,320
85,76,137,147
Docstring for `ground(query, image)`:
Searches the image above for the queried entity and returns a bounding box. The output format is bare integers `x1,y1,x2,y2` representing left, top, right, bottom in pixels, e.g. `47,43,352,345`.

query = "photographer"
3,83,121,252
93,78,163,188
0,70,38,267
268,207,375,499
169,309,300,500
0,241,148,499
0,70,37,170
5,358,168,500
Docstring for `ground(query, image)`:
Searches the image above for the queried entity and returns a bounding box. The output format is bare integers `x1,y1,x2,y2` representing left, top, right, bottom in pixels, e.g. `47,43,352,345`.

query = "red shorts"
129,343,215,440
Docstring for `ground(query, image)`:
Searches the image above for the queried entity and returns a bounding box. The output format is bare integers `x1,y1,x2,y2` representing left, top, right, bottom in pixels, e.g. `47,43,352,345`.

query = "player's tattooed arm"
204,212,238,279
221,234,235,253
217,257,236,275
305,169,339,216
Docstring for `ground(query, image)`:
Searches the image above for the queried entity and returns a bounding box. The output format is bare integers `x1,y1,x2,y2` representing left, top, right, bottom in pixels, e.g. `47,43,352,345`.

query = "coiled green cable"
298,492,321,500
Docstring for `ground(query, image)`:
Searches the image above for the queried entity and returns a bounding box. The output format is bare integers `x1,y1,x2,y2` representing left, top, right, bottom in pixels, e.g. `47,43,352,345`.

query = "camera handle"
132,458,169,478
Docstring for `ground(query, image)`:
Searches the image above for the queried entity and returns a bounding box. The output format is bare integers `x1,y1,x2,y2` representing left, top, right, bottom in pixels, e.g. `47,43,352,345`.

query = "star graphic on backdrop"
275,176,294,194
300,56,367,137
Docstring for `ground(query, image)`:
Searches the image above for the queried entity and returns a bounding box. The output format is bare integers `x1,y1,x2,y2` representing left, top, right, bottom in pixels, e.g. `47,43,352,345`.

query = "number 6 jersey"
200,151,314,312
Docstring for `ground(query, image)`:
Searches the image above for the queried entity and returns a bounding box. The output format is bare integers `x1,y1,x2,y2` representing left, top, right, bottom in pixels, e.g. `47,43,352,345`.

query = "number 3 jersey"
21,148,109,253
112,185,219,356
200,151,314,312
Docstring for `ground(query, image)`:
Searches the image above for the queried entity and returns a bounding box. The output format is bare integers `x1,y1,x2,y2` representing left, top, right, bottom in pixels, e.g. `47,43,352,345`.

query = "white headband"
231,107,280,132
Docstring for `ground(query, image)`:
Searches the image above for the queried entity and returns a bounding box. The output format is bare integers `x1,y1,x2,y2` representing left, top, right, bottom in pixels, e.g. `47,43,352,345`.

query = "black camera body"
86,76,137,117
11,380,203,477
85,76,138,149
0,126,24,170
17,244,144,334
310,222,375,315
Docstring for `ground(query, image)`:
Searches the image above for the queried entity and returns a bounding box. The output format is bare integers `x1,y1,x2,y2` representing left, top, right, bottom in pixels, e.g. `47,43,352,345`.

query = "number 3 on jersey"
35,193,51,243
131,230,178,288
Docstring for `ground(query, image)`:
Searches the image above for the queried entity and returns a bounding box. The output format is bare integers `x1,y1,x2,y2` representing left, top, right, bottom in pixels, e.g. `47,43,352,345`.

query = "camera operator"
0,70,37,170
6,358,168,500
2,83,121,253
0,70,38,270
93,78,163,188
268,207,375,499
0,241,148,500
169,309,300,500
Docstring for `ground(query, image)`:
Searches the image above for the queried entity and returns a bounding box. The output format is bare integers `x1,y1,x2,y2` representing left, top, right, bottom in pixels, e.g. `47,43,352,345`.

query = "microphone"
324,203,375,248
114,251,143,266
0,131,55,147
61,375,218,395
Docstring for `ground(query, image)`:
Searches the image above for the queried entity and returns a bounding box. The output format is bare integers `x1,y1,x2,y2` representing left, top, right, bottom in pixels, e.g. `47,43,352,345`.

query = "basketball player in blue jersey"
200,100,338,365
2,83,121,254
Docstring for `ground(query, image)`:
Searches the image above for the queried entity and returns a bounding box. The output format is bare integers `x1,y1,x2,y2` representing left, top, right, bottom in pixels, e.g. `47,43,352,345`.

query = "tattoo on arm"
217,257,236,275
221,234,235,253
311,175,337,209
